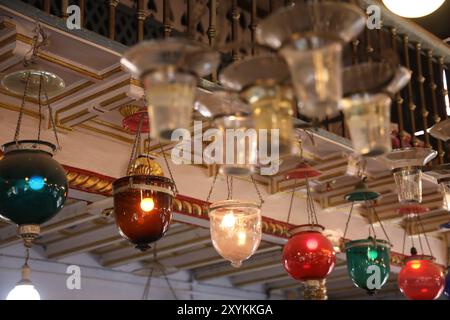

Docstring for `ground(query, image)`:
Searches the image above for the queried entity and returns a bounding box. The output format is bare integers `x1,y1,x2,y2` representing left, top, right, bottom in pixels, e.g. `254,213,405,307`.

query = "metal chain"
205,168,219,203
251,175,264,208
417,215,434,257
372,205,391,244
159,141,178,195
286,182,296,223
46,94,61,150
14,72,31,144
24,247,30,266
126,115,143,174
37,73,43,141
343,201,355,240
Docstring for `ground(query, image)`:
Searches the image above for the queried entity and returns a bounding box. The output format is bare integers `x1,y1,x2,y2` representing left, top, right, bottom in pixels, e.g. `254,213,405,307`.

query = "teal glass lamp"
345,237,391,295
0,140,68,246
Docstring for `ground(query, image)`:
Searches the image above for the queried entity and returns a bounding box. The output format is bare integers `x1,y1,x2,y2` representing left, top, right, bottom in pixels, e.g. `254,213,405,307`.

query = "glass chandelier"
121,39,219,140
380,148,437,203
219,55,299,161
206,173,264,268
343,179,392,295
255,2,366,120
397,204,445,300
112,114,177,251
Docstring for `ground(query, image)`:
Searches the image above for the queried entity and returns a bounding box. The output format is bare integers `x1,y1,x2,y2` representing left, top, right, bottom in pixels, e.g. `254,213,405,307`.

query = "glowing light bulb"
411,261,422,270
140,197,154,212
382,0,445,18
221,212,236,229
6,284,40,300
306,238,319,250
237,231,246,246
28,176,45,191
368,248,378,260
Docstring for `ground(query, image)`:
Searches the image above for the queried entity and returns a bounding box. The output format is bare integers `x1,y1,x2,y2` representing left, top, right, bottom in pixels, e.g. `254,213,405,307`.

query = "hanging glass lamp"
381,148,437,203
220,55,299,160
209,200,262,268
282,224,336,282
398,255,445,300
0,140,68,245
121,39,219,141
113,154,175,251
345,237,391,295
255,2,366,120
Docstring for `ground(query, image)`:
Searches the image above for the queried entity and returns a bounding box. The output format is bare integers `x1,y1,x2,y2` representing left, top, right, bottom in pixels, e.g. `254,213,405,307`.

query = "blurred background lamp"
382,0,446,18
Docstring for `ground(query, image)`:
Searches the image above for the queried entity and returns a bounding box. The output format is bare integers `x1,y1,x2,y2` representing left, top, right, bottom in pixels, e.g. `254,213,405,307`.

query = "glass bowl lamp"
113,155,175,251
398,255,445,300
256,2,366,120
6,264,40,300
219,55,299,161
209,200,262,268
380,148,437,203
345,238,391,295
282,224,336,282
121,39,220,141
0,140,68,246
382,0,446,18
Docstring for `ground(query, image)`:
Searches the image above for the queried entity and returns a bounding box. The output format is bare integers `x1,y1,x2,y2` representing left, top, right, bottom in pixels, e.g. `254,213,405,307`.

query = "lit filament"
140,190,155,213
410,261,422,270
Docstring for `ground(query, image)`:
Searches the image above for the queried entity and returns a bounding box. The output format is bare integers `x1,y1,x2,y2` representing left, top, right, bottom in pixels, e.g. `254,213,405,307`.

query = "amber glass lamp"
121,39,219,140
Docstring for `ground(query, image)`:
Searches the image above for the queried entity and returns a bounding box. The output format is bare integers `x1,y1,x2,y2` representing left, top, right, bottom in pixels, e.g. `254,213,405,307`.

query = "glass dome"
209,200,262,268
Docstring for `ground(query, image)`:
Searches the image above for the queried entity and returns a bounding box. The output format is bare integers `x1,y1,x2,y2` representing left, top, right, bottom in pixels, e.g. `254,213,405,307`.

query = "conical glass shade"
255,2,366,49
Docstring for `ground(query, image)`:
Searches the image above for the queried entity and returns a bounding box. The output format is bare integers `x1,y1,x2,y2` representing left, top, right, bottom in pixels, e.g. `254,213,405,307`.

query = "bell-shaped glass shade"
381,148,437,203
121,39,220,141
343,62,394,96
195,90,250,120
209,200,262,267
398,255,445,300
255,2,366,49
280,39,342,120
220,55,298,160
0,140,68,225
1,69,65,99
341,94,392,156
345,238,391,294
211,114,258,176
282,224,336,281
113,175,175,251
7,283,40,300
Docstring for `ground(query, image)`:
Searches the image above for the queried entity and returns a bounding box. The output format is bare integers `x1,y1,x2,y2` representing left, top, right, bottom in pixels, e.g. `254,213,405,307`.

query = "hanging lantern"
220,55,299,161
113,153,175,252
381,148,437,203
120,39,219,140
282,224,336,282
209,200,262,268
6,249,40,300
398,255,445,300
256,2,366,120
345,238,391,295
0,141,68,246
343,180,392,294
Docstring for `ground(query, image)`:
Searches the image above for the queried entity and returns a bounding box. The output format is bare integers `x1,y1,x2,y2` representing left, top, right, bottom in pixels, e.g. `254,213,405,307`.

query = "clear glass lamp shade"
209,200,262,268
121,39,220,140
1,69,65,99
220,55,299,160
381,148,437,203
440,181,450,211
255,2,366,50
430,118,450,142
7,283,40,300
212,114,257,176
341,93,392,157
280,39,342,120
